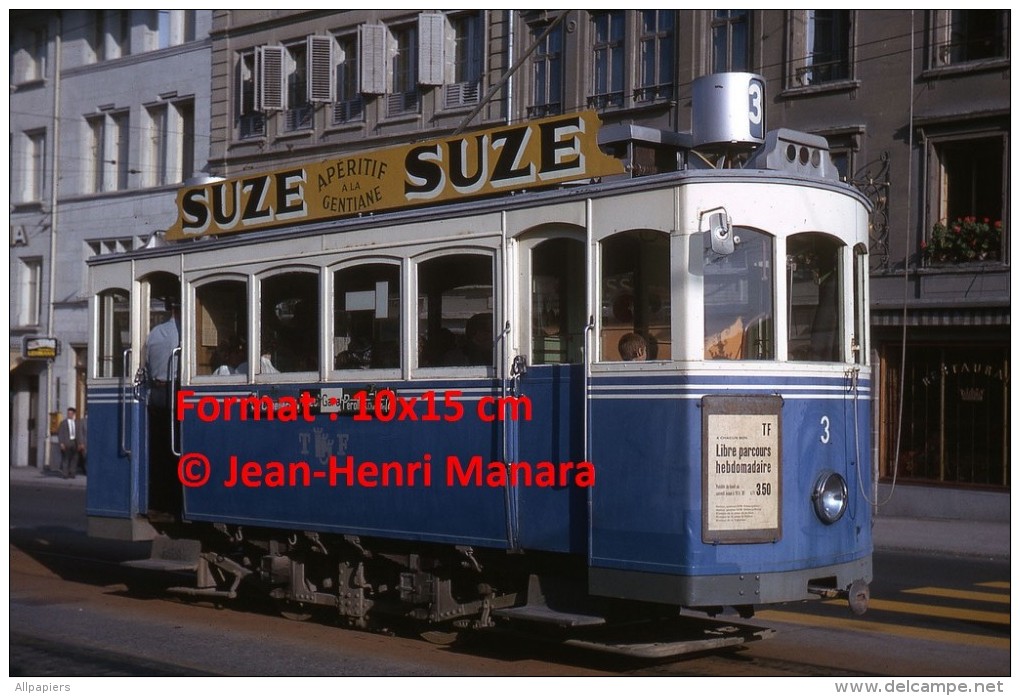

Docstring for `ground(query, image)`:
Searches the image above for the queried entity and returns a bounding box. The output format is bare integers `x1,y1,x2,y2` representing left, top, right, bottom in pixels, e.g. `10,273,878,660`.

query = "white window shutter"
308,35,336,102
359,24,387,95
418,13,445,86
256,45,286,111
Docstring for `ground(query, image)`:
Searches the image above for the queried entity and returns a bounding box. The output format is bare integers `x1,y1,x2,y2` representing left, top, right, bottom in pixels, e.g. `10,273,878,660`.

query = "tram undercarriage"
125,525,777,659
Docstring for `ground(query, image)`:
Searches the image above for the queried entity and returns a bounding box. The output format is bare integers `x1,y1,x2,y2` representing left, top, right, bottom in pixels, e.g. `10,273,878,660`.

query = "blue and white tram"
86,90,871,655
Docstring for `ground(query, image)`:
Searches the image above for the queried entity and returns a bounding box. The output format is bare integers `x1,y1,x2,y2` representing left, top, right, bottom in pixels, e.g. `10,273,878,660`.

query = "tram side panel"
586,379,694,569
587,375,872,607
85,386,155,540
783,377,873,567
513,363,588,554
177,381,513,549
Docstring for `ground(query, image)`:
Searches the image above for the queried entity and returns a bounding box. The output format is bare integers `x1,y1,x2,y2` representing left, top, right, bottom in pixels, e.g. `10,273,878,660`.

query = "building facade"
10,10,213,469
11,10,1009,517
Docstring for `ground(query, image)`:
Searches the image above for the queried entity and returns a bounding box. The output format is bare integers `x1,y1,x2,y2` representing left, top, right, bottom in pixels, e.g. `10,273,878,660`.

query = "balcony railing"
333,97,365,125
238,113,265,139
283,104,314,132
387,90,420,118
587,91,625,109
444,81,481,109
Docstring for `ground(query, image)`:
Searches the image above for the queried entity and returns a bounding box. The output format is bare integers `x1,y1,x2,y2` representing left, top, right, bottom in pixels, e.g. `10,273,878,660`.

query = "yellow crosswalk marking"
902,586,1010,604
823,598,1009,625
757,610,1010,650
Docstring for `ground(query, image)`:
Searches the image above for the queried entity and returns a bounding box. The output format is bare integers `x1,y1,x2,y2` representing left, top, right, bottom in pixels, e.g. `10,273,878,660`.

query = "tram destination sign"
168,111,625,241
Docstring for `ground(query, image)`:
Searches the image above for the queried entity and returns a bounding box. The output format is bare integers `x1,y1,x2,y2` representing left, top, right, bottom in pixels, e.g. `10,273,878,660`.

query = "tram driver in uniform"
144,295,182,515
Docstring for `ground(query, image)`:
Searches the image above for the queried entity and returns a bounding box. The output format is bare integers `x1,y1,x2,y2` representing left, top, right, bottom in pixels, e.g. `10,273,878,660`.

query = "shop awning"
872,306,1010,327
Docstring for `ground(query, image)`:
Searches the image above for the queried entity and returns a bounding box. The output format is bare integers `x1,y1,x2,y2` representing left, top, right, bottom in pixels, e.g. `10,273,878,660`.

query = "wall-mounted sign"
167,111,625,241
23,336,59,360
10,225,28,247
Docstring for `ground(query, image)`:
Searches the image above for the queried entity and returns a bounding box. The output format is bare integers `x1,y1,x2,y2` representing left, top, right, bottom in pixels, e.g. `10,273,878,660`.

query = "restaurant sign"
167,111,624,241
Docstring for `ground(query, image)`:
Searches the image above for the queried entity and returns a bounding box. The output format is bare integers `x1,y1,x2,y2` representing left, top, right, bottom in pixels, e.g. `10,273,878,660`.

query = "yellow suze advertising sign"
167,111,625,241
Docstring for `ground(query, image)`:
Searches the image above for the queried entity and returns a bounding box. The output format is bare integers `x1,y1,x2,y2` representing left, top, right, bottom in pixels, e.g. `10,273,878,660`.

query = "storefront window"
883,345,1009,487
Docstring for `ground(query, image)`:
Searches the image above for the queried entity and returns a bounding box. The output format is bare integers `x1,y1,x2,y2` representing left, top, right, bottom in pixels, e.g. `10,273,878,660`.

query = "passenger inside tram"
214,339,247,375
464,312,494,366
618,332,648,361
335,337,373,369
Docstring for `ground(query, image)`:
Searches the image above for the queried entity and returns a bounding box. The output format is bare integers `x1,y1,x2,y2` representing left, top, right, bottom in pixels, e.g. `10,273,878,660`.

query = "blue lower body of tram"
87,365,871,614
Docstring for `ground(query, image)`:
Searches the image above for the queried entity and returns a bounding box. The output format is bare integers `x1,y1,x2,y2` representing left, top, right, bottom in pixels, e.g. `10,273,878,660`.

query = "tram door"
512,234,588,553
86,262,137,527
138,271,184,518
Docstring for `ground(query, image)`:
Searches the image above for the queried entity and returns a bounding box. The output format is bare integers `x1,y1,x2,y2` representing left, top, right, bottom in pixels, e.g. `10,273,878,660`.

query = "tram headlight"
812,471,848,524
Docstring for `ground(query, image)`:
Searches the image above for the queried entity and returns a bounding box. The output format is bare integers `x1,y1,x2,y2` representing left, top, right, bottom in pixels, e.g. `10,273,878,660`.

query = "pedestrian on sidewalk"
57,407,84,479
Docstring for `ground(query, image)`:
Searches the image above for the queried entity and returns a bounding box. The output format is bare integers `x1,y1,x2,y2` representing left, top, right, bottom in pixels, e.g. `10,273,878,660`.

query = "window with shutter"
256,45,286,111
389,23,421,116
359,24,387,95
333,34,365,125
418,13,445,86
237,51,265,138
444,11,483,108
308,35,336,102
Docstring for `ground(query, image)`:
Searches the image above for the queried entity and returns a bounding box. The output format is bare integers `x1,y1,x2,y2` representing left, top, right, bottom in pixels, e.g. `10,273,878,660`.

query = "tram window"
853,244,867,365
601,230,671,361
418,254,494,367
532,238,585,364
260,271,319,373
787,233,842,362
97,290,130,378
195,280,247,376
703,227,774,360
334,264,400,369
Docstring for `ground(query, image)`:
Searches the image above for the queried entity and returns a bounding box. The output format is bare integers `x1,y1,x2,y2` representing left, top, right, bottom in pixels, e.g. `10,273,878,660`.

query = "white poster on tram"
702,396,782,543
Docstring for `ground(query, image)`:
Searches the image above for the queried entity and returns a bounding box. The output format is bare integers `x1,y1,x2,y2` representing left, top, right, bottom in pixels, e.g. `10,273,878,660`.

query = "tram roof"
89,165,869,267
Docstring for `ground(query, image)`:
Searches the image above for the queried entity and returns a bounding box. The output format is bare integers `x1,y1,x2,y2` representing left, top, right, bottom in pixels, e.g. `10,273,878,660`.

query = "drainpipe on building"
505,10,513,126
43,14,62,471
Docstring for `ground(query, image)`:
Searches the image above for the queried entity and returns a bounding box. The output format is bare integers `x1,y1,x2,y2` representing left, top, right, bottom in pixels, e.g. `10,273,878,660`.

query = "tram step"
122,535,201,573
560,617,776,659
493,605,607,627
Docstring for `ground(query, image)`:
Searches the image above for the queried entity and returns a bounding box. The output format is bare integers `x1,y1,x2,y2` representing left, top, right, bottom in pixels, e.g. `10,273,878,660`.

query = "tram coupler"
807,578,870,615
